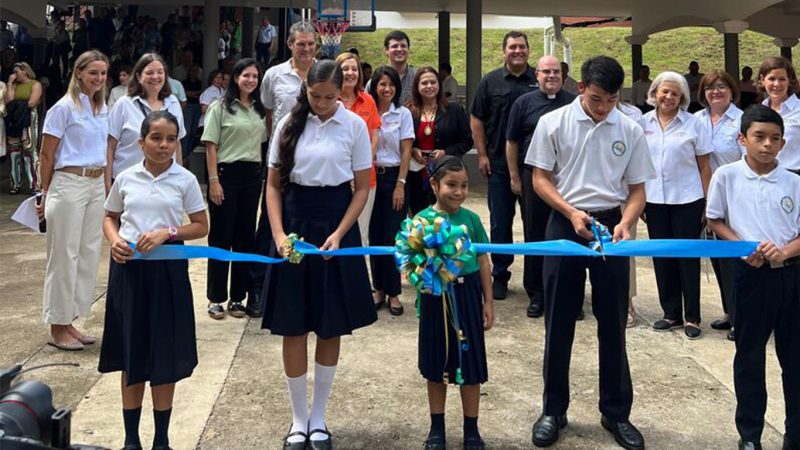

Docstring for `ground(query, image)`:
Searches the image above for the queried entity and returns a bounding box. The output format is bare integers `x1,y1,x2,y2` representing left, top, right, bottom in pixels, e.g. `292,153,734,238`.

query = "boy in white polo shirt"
706,104,800,450
526,56,655,450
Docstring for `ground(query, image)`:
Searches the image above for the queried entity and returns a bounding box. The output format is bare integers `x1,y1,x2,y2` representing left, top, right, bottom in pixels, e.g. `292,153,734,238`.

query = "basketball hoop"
313,17,350,58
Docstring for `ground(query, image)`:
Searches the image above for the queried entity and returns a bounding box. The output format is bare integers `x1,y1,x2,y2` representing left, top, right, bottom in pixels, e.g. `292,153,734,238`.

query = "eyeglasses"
537,69,562,76
704,84,730,92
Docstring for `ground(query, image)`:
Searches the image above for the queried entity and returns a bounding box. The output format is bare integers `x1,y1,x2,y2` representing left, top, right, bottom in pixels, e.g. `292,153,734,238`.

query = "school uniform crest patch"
781,196,795,214
611,140,626,156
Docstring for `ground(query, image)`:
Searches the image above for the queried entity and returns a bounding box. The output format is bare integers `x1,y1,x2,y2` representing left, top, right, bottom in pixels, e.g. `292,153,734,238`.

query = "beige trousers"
42,171,105,324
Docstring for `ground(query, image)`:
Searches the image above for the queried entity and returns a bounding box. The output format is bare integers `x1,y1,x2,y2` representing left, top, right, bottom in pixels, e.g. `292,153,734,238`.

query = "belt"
585,206,622,220
375,165,399,174
57,166,104,178
770,256,800,269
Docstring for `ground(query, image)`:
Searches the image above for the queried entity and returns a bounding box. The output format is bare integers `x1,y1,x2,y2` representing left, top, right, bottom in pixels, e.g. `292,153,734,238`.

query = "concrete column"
625,35,648,82
465,0,481,109
714,21,748,79
204,0,221,80
242,7,255,58
774,38,798,62
277,8,289,62
438,11,450,68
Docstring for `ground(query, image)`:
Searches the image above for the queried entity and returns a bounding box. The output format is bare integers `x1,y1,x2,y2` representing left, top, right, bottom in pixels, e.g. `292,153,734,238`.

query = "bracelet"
209,176,219,182
397,178,406,185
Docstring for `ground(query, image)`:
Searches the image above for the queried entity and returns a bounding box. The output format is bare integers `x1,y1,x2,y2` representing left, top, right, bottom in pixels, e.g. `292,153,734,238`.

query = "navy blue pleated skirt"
418,272,488,385
99,249,197,386
260,183,377,339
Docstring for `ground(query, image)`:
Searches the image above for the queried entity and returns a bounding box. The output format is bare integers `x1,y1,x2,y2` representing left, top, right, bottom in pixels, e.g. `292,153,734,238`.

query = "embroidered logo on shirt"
611,140,626,156
781,196,795,214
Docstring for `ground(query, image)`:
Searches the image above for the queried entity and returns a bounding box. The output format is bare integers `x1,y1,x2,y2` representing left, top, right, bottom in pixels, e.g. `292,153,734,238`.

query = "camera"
0,364,109,450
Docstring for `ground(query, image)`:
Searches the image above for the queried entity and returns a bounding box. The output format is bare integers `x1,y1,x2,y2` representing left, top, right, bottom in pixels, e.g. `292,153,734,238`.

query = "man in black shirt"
506,55,575,317
470,31,537,300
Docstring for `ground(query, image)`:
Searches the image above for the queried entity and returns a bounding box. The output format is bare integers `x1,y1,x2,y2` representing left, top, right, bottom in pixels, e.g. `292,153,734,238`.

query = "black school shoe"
228,301,247,318
283,429,308,450
245,293,263,318
463,436,485,450
527,295,544,318
531,414,567,447
423,435,446,450
600,416,644,450
710,318,732,330
492,280,508,300
684,324,702,340
738,439,763,450
308,428,332,450
207,303,225,320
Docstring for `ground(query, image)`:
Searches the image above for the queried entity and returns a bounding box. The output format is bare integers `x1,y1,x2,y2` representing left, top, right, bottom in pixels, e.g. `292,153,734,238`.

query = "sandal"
47,337,84,351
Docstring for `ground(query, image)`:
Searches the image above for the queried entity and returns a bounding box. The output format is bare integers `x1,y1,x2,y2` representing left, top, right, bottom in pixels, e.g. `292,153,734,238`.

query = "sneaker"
228,301,246,318
207,303,225,320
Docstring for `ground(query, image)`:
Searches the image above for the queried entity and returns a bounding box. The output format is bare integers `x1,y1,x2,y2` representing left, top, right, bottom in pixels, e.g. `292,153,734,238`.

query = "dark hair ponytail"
277,60,344,189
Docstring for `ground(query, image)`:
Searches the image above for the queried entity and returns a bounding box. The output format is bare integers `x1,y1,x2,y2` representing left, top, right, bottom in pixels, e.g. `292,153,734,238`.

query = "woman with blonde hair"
639,71,712,340
36,50,110,350
5,61,43,194
334,52,380,247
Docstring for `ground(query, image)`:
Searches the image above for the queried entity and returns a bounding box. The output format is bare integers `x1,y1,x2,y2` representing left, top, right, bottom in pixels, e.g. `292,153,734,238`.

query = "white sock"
286,373,308,444
309,362,337,441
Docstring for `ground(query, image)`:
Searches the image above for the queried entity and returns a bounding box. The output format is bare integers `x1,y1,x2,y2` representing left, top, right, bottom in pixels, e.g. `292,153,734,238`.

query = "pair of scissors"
590,216,606,260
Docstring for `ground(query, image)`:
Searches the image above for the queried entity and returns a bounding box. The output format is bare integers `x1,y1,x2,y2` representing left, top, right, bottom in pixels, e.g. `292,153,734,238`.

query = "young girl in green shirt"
415,155,494,450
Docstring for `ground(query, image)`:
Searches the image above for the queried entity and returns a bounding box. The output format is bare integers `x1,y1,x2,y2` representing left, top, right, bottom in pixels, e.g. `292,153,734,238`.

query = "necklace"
422,106,436,136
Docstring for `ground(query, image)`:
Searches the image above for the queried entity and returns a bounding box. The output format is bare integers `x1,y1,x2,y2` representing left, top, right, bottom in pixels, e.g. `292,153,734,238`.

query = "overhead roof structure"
3,0,800,43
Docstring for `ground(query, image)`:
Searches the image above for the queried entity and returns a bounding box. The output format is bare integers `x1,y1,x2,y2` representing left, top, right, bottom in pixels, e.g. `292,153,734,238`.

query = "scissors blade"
591,217,606,260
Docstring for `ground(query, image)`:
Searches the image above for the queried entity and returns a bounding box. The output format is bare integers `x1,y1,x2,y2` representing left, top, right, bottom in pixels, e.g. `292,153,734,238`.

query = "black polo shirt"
506,89,576,168
471,64,537,171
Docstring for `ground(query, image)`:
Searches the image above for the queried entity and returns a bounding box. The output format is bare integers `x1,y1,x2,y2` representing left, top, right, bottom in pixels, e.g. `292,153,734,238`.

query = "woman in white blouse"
37,50,109,350
262,60,376,450
198,69,225,129
106,53,186,190
694,70,743,340
640,71,712,340
367,66,414,315
758,56,800,175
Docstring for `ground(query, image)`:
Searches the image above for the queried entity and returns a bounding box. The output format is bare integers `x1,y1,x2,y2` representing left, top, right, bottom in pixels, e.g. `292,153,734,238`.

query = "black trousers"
369,167,406,297
407,169,434,216
541,209,633,421
207,162,261,303
645,199,705,323
520,166,551,301
733,260,800,443
488,169,523,283
710,255,736,320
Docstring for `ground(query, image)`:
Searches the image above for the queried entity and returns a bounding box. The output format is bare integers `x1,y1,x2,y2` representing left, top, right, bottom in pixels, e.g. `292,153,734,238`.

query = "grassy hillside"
341,27,798,86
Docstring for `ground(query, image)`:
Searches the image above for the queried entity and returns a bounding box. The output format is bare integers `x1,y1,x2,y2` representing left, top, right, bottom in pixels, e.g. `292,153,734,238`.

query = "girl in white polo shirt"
37,50,109,351
640,71,712,340
262,60,376,450
106,53,187,190
99,111,208,450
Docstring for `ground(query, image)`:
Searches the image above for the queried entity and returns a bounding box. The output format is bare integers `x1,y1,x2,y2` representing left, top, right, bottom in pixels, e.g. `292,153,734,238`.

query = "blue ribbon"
131,239,758,263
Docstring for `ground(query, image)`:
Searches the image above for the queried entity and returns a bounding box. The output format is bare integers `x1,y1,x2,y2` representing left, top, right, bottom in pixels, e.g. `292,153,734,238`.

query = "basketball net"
313,17,350,58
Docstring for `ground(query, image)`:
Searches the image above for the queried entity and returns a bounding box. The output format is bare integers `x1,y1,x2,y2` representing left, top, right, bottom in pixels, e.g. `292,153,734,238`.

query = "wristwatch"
167,226,178,242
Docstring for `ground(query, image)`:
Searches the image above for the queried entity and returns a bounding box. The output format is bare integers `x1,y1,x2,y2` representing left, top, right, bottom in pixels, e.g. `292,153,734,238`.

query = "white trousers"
42,171,105,324
357,187,377,246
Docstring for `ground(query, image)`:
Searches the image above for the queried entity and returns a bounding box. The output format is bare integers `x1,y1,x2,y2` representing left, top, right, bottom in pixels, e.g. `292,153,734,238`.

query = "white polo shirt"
525,96,656,211
763,94,800,171
268,103,372,187
618,102,643,122
707,158,800,248
261,59,312,135
640,109,712,204
694,103,744,172
198,86,224,127
42,93,108,170
105,160,207,243
376,104,415,167
108,95,187,178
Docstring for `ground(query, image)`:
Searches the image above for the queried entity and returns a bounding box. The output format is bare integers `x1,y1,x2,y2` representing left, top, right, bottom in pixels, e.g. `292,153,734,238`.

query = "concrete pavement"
0,182,788,450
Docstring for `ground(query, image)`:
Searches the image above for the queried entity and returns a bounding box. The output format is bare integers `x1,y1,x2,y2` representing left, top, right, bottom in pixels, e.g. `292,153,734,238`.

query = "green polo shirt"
201,99,267,164
414,206,489,276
